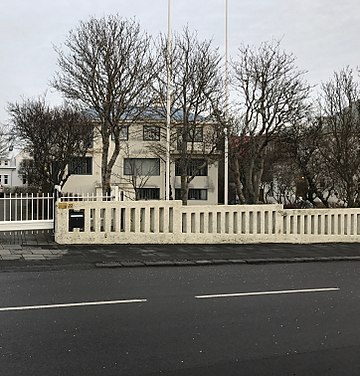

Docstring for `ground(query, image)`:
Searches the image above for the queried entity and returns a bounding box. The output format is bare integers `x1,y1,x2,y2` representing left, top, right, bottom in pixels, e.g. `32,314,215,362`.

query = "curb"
94,256,360,268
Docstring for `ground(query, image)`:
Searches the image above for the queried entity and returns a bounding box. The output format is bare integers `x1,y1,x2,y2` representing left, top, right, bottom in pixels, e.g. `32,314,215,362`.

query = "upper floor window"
85,126,94,148
0,175,9,184
187,127,203,142
119,126,129,141
111,126,129,141
143,125,160,141
69,157,93,175
124,158,160,176
176,127,203,149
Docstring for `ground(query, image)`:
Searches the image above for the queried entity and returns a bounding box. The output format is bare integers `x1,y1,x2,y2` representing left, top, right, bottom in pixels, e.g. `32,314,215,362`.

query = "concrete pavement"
1,232,360,269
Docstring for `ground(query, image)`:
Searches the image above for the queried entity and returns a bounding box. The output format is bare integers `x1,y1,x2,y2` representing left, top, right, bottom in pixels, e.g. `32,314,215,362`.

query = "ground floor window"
137,188,160,200
175,159,208,176
124,158,160,176
175,188,208,200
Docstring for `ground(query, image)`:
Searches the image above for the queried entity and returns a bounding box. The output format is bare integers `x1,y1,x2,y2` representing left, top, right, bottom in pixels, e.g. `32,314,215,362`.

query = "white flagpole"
165,0,172,200
224,0,229,205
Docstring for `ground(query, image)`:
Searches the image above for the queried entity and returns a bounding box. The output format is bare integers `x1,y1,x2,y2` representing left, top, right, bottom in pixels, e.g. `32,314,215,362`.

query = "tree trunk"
244,159,256,204
181,174,188,205
101,136,111,198
346,181,356,208
232,159,246,204
252,158,265,203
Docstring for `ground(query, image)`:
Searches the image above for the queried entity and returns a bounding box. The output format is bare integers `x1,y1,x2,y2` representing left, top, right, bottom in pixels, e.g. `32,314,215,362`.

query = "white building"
0,150,27,188
63,118,221,205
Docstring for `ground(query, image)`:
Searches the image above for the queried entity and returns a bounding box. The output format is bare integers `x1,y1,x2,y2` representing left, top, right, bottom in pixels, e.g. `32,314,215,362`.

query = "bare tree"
231,41,311,204
7,98,93,192
153,28,225,205
317,67,360,207
0,124,13,159
280,116,337,207
109,144,160,201
52,15,157,196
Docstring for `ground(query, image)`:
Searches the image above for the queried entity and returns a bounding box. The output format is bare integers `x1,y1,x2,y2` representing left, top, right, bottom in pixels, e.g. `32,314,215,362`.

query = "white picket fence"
54,200,360,244
0,193,54,232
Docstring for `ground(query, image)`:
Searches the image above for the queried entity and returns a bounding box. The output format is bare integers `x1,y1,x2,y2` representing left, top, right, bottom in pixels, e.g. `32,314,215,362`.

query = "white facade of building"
63,120,220,205
0,150,27,188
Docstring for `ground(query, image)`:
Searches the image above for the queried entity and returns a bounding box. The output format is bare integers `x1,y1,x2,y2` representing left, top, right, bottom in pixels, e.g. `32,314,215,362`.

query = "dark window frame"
136,187,160,200
176,127,203,149
143,125,160,141
187,127,203,142
175,188,208,201
111,126,129,141
69,157,93,175
123,158,160,176
175,159,208,177
119,126,129,141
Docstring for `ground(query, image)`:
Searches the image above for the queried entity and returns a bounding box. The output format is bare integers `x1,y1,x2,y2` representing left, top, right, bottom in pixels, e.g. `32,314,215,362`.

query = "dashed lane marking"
195,287,340,299
0,299,147,312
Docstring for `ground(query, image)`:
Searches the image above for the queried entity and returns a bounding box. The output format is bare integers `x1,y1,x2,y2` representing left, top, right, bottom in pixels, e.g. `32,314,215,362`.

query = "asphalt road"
1,262,360,375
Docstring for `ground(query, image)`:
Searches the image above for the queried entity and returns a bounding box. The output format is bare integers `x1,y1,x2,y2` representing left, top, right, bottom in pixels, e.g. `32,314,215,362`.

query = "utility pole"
224,0,229,205
165,0,172,200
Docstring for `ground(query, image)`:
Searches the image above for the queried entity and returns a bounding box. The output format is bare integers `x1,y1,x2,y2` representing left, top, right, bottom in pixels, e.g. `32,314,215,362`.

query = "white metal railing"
59,193,114,202
54,200,360,244
0,193,54,232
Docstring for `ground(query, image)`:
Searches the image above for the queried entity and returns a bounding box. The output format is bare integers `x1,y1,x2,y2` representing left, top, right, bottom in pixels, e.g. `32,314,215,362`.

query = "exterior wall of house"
0,150,28,188
0,159,16,188
63,121,220,205
63,149,101,194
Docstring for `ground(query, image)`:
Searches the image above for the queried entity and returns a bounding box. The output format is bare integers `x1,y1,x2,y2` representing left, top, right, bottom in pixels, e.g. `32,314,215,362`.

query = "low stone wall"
54,200,360,245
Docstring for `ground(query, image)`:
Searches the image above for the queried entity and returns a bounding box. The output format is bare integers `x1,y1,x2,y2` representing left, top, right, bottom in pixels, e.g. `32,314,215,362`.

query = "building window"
188,127,203,142
119,126,129,141
124,158,160,176
175,159,208,176
143,125,160,141
4,160,8,166
111,126,129,141
136,188,160,200
85,126,94,148
69,157,93,175
3,175,8,184
176,127,203,149
175,188,208,200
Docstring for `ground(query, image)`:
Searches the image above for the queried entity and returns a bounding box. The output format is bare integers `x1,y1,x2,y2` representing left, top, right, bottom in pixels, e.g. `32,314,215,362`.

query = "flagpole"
165,0,172,200
224,0,229,205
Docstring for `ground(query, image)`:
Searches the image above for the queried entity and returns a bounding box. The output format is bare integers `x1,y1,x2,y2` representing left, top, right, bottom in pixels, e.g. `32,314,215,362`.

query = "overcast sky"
1,0,359,124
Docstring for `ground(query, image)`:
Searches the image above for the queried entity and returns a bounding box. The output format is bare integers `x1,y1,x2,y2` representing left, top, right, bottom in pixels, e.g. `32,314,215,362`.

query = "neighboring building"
63,115,221,205
0,150,28,188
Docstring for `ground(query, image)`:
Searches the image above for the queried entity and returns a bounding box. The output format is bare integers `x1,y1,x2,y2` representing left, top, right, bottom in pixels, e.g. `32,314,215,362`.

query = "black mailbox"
69,209,85,232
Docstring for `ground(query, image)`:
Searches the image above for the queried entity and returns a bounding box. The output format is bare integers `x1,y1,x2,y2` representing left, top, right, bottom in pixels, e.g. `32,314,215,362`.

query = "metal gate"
0,193,54,232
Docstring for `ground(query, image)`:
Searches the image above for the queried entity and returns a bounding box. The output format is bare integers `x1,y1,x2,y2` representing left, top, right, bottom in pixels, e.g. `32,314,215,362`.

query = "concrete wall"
55,200,360,245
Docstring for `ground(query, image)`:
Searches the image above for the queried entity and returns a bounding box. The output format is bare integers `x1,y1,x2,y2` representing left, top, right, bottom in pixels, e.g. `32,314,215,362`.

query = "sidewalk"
1,232,360,270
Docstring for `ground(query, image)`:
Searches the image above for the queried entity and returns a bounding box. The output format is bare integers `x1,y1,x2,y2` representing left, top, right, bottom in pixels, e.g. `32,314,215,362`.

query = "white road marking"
195,287,340,299
0,299,147,312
